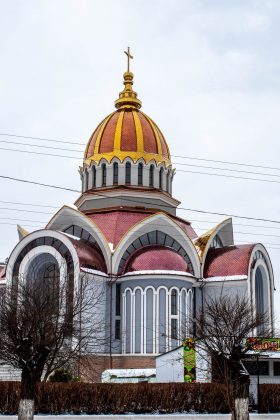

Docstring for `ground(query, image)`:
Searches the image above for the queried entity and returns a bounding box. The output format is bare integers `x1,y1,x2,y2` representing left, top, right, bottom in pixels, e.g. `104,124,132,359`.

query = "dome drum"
80,158,174,194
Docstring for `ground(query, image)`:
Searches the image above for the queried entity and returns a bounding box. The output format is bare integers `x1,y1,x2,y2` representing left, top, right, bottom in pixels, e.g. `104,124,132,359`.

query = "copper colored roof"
66,236,107,273
87,210,153,248
86,209,197,248
204,244,255,278
0,267,5,279
84,109,171,166
124,246,190,274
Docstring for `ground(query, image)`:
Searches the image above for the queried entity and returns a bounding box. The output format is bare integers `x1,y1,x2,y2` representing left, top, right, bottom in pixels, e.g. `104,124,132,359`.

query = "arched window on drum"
138,162,143,186
159,167,163,190
149,165,154,187
125,162,131,185
113,162,119,185
166,171,170,193
102,163,106,187
92,166,96,188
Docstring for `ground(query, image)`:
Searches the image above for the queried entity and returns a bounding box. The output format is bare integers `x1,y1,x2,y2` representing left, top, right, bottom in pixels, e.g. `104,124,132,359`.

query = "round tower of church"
76,66,179,216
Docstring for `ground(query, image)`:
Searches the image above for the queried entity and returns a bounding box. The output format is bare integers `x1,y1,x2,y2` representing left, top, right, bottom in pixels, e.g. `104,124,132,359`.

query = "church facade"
0,59,275,381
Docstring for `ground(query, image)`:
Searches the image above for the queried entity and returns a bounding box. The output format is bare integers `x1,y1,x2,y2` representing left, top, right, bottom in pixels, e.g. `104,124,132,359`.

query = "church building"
0,53,275,381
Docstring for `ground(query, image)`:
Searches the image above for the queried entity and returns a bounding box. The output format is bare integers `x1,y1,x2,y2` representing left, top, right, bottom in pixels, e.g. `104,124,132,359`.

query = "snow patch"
123,270,193,277
80,267,108,277
204,275,247,282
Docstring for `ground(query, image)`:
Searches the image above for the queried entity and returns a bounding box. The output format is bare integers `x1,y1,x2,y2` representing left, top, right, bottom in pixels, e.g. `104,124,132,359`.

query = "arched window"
138,163,143,186
102,163,106,187
159,167,163,190
255,267,264,316
170,289,178,340
118,230,194,275
149,165,154,187
125,162,131,185
255,267,265,335
171,289,177,315
26,254,60,310
92,166,96,188
166,171,170,193
113,162,118,185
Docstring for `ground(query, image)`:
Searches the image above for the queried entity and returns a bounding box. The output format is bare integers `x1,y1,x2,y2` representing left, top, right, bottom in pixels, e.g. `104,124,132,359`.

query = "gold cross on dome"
124,47,133,72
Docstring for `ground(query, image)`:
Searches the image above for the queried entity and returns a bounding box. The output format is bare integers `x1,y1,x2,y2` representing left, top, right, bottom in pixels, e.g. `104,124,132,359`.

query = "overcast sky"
0,0,280,316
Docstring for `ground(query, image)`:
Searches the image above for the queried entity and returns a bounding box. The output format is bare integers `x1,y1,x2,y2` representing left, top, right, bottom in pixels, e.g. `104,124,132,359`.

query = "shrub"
259,384,280,413
49,369,74,383
0,382,230,414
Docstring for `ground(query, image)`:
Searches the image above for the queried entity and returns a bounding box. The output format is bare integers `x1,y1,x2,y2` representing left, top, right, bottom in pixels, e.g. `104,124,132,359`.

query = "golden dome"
84,70,171,167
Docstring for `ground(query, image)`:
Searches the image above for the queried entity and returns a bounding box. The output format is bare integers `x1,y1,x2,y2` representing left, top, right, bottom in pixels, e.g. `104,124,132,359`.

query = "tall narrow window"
125,162,131,185
85,170,88,191
171,289,177,315
159,167,163,190
149,165,154,187
171,319,177,340
255,267,265,335
116,284,121,316
92,166,96,188
166,171,170,193
138,162,143,186
115,283,121,340
102,163,106,187
113,162,118,185
170,289,178,341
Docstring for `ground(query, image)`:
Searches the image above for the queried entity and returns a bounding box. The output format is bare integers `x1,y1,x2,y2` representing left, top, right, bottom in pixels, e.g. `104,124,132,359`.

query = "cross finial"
124,47,133,72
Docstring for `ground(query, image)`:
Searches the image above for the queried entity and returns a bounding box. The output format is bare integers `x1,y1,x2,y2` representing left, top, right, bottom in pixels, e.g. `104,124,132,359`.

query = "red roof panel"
86,209,197,248
65,236,107,273
124,246,189,273
204,244,255,278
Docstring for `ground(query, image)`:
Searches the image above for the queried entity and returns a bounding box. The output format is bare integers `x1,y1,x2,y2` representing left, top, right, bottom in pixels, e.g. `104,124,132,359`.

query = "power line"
0,146,81,160
1,138,280,179
2,203,280,239
0,133,84,146
0,140,82,153
1,206,280,239
175,168,280,185
1,217,280,248
0,216,47,223
3,139,280,180
1,173,280,225
0,196,280,232
0,199,59,208
1,196,280,232
1,132,280,172
1,220,280,251
2,146,280,185
0,174,78,193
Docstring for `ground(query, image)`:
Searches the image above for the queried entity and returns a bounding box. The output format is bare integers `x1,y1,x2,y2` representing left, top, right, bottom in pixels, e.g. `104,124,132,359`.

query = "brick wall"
80,355,156,382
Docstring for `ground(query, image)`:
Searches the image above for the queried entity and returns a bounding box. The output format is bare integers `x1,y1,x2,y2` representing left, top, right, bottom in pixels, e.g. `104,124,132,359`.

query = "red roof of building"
66,236,107,273
124,246,190,274
84,109,170,163
204,244,255,278
86,209,197,248
0,266,6,280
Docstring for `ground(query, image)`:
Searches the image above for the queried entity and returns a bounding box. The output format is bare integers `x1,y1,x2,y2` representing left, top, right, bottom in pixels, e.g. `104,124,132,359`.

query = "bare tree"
195,294,271,420
0,265,105,420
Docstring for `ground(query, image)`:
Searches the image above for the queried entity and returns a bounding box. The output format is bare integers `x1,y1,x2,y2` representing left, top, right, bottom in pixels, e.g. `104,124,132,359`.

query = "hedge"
259,384,280,413
0,382,230,414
